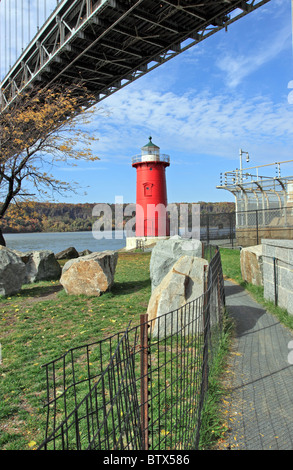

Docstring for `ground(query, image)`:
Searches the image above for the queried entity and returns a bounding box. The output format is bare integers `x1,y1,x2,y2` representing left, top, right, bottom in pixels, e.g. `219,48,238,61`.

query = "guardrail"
132,154,170,164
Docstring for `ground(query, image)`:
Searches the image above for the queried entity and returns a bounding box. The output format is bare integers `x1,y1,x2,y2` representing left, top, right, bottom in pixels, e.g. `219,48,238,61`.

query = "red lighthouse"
132,137,170,238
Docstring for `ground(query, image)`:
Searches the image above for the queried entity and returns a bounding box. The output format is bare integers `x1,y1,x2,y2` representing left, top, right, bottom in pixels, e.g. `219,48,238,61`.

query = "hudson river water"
3,231,126,254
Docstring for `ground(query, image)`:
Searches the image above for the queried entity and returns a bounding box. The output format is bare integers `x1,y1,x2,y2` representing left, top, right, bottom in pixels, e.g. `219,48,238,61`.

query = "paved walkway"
222,280,293,450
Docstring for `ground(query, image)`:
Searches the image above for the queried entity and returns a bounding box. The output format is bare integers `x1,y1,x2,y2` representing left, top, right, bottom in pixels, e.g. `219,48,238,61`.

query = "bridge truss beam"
0,0,271,111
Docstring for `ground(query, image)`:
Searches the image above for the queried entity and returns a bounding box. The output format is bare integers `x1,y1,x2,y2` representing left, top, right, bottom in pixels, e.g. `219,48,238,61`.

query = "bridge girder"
0,0,271,111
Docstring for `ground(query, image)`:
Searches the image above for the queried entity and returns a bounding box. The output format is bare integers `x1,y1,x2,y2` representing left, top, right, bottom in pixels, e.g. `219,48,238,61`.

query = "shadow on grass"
1,277,151,302
110,278,151,296
20,283,63,298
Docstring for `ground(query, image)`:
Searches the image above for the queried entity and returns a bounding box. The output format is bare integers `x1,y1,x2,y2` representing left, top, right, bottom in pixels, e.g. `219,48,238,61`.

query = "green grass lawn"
0,252,152,450
1,248,259,451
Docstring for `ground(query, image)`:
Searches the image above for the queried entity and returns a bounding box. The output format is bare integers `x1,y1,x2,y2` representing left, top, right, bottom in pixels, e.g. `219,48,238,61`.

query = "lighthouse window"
144,183,153,197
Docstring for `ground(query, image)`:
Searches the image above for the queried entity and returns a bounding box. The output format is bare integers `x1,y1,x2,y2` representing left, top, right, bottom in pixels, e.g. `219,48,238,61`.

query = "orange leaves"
0,82,100,218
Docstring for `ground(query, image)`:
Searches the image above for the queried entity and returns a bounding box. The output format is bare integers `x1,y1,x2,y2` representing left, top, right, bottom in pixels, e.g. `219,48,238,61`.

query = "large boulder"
60,251,118,296
12,249,31,263
0,246,26,296
240,244,263,286
55,246,79,260
147,255,208,337
150,236,202,291
24,250,62,283
78,249,92,257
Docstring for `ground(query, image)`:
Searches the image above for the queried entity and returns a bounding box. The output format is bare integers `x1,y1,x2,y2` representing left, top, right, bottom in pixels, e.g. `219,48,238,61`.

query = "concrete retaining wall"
236,227,293,247
262,239,293,315
125,236,169,250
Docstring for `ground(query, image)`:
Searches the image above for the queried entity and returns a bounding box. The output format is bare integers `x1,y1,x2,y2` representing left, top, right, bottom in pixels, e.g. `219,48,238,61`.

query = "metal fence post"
195,264,210,449
203,265,210,392
273,257,278,306
217,270,223,328
256,209,259,245
229,213,234,248
140,314,149,450
206,214,210,245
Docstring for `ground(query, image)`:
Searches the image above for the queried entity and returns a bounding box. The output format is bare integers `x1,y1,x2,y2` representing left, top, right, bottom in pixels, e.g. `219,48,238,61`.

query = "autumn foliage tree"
0,83,100,245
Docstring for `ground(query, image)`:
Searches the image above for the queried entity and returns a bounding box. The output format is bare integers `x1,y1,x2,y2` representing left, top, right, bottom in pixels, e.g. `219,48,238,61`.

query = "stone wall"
262,239,293,315
236,227,293,247
240,245,263,286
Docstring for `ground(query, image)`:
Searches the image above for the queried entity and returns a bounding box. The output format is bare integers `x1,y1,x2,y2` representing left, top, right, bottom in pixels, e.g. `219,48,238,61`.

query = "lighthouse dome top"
141,136,160,154
132,137,170,166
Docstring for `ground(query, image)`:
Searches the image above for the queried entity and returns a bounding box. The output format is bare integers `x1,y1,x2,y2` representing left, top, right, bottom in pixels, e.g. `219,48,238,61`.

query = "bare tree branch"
0,82,101,244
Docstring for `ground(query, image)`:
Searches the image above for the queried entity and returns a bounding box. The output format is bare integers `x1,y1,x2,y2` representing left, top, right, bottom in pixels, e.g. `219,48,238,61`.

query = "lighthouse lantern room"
126,137,170,250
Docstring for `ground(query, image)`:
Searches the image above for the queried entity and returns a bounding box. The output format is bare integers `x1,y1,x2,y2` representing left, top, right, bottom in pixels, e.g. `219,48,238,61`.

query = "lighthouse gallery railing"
132,154,170,164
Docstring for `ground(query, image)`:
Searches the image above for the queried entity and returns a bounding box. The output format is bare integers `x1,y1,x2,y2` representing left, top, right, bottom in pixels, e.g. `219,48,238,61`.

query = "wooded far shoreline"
1,201,235,234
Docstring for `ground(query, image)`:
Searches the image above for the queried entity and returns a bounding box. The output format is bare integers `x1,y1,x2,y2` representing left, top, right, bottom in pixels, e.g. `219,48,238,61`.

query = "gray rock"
147,255,208,337
78,249,92,257
60,250,118,296
0,246,26,296
55,246,79,260
240,244,263,286
150,236,202,291
25,250,62,283
12,249,31,264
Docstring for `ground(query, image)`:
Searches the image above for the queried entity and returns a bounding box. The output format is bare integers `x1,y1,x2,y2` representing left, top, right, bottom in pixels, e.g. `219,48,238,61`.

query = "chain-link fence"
200,206,293,248
37,247,225,450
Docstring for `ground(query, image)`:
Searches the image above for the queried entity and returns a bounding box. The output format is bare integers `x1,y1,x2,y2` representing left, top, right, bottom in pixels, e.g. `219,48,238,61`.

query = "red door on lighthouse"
132,137,170,237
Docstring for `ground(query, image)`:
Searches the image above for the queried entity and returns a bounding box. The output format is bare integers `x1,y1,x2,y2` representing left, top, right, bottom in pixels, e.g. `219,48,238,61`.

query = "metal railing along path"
37,247,225,450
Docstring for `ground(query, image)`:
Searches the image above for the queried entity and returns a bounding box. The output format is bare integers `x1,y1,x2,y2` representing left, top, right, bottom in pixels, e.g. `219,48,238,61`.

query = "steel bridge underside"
0,0,271,111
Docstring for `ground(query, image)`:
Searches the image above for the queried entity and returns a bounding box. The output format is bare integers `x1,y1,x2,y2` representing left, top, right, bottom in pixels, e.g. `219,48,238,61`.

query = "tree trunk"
0,228,6,246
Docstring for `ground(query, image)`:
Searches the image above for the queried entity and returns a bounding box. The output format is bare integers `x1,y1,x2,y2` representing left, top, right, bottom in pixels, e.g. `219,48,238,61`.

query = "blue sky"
1,0,293,205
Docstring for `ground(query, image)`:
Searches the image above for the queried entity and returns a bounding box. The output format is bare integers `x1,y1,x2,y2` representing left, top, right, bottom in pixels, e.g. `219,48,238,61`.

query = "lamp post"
239,148,250,183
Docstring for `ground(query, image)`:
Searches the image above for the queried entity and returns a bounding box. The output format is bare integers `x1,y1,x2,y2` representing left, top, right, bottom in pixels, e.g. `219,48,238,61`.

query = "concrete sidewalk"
222,280,293,450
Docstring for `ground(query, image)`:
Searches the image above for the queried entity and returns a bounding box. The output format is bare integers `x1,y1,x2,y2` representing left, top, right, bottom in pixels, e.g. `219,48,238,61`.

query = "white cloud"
93,85,293,164
215,24,292,88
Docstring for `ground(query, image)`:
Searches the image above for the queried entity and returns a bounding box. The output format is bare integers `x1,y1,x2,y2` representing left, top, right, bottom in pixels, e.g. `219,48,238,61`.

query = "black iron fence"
38,247,225,450
200,206,293,247
200,211,235,246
